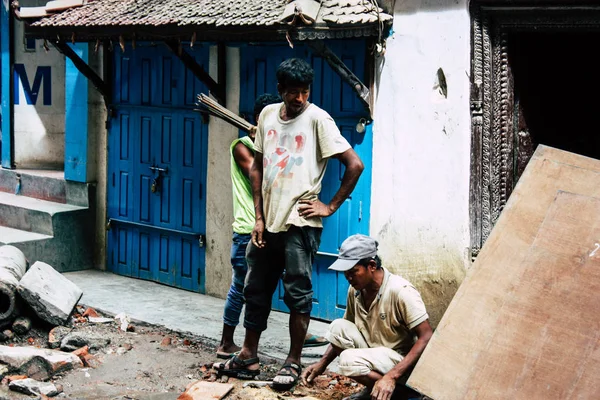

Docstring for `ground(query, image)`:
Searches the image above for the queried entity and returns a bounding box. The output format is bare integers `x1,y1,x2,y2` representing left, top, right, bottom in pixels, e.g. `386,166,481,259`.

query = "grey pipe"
0,246,27,328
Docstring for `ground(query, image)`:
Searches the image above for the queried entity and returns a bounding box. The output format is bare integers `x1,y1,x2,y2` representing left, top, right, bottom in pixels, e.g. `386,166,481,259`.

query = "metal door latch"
198,235,206,248
149,165,168,194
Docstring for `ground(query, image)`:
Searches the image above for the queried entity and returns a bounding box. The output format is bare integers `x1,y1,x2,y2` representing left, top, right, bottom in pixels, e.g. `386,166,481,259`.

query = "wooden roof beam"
308,39,372,120
164,40,225,105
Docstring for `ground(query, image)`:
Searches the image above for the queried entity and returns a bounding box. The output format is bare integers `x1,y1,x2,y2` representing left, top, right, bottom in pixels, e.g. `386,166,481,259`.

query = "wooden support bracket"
308,40,372,119
165,40,225,104
52,40,111,106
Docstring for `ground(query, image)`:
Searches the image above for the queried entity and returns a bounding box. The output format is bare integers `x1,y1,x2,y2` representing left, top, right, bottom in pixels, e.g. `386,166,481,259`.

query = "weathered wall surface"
13,0,65,169
88,46,107,270
371,0,472,326
204,47,240,298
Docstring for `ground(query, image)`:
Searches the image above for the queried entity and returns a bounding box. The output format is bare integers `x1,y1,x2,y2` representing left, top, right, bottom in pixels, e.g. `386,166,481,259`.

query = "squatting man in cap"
301,234,433,400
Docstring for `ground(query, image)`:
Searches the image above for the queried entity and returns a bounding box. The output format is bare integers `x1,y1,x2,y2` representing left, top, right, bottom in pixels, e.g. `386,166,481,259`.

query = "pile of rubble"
0,245,112,398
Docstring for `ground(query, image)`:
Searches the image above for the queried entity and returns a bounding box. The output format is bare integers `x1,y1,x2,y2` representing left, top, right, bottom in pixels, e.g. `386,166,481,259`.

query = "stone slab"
60,332,110,352
9,378,61,396
0,345,83,380
17,261,83,326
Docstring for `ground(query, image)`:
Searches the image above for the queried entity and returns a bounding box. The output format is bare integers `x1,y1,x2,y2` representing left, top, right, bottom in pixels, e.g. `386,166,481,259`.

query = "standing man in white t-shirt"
216,58,364,390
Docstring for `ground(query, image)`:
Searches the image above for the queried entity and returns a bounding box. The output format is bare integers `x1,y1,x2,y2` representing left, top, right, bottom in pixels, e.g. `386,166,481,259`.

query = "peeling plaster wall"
205,46,240,298
13,0,65,169
372,0,472,326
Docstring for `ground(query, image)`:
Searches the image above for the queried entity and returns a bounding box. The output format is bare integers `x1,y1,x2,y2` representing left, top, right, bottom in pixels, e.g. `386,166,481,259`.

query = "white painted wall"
13,0,65,169
205,46,240,298
371,0,472,326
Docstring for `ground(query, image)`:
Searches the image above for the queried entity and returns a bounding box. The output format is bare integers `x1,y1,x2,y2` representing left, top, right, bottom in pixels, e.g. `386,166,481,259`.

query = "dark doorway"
509,32,600,176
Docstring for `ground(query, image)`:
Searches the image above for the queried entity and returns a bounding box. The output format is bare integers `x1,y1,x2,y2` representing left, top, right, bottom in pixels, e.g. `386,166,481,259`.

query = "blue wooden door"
240,40,373,320
107,43,209,292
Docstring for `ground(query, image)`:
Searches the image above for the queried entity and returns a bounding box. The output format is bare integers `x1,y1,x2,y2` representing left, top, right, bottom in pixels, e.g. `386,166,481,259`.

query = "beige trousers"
325,319,404,378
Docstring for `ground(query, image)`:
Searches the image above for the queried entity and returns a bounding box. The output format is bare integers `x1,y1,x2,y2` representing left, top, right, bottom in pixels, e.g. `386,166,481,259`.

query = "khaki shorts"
325,319,407,381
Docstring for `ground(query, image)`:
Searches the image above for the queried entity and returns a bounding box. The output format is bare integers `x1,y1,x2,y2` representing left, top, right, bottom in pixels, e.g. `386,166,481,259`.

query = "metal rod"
149,166,168,173
108,218,202,238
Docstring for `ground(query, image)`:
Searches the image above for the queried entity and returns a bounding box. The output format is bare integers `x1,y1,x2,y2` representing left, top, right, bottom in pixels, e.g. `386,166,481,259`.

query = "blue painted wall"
64,43,89,182
1,1,13,168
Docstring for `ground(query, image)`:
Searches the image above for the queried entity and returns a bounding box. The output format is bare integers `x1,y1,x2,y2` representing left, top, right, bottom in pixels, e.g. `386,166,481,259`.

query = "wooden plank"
177,381,233,400
408,145,600,399
45,0,84,13
17,7,49,19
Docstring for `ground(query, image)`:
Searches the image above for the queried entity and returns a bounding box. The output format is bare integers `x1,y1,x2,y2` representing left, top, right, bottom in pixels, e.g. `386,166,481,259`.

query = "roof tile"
28,0,392,28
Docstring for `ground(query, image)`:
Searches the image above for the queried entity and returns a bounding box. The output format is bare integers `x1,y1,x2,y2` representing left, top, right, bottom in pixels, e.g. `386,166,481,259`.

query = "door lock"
149,165,167,194
151,178,160,193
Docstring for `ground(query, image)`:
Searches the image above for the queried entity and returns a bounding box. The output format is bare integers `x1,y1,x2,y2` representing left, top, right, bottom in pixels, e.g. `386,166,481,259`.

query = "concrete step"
0,226,52,245
0,169,91,207
0,191,86,236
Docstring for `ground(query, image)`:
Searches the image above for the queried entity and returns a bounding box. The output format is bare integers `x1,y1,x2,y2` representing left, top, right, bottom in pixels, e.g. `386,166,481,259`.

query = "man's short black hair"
254,93,281,122
276,58,314,89
357,255,382,270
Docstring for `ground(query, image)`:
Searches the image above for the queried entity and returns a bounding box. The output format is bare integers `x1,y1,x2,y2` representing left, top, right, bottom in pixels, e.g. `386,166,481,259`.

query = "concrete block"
0,345,82,381
17,262,83,326
9,378,62,396
60,332,110,352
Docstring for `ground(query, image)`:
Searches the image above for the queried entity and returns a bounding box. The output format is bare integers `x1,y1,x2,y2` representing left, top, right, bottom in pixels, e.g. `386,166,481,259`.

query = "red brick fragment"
161,337,172,346
82,307,99,318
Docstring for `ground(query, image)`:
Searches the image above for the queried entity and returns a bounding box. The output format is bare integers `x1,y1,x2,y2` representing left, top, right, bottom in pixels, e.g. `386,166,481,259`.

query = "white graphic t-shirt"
254,103,351,233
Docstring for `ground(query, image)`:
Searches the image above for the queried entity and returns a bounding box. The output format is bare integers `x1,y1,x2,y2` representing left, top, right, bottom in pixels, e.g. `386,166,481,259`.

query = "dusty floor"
0,307,365,400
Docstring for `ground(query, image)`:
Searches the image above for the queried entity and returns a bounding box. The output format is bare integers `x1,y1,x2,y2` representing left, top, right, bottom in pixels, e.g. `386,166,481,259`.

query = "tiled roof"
28,0,392,28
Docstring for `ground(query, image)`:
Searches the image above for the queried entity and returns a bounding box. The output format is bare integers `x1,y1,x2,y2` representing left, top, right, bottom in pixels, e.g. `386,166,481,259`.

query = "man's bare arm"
250,151,266,247
298,148,364,218
233,142,254,179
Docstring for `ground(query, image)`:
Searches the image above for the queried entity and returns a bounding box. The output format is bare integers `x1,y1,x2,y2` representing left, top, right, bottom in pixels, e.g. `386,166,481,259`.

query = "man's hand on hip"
298,199,334,218
251,219,266,248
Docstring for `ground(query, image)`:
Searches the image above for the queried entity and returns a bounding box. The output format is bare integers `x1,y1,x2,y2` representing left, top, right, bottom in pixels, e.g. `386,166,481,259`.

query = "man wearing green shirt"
216,94,328,359
216,94,281,358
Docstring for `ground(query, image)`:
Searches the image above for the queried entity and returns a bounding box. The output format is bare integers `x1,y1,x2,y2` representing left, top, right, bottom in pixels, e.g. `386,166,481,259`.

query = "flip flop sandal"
303,334,329,348
215,355,260,380
216,350,239,359
271,362,302,391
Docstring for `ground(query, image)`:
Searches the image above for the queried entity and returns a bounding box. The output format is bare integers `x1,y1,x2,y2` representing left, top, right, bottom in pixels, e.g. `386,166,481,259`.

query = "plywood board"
408,146,600,399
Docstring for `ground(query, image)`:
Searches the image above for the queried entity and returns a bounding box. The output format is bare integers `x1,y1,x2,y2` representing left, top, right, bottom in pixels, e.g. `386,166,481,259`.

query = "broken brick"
5,375,27,383
161,337,172,346
82,308,99,318
72,346,89,359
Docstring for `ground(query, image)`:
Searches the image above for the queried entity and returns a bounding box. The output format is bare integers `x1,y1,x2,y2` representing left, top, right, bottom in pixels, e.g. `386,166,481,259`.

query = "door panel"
240,40,373,320
108,43,208,292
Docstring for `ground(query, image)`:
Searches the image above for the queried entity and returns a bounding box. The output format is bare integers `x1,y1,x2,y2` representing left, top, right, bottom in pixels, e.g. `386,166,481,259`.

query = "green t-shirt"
230,136,255,234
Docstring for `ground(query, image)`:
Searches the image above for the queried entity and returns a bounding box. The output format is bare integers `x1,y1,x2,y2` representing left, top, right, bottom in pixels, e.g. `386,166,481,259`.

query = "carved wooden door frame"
469,3,600,255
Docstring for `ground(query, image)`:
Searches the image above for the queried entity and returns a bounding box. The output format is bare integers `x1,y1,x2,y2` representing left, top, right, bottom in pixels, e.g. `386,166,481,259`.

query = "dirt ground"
0,307,366,400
